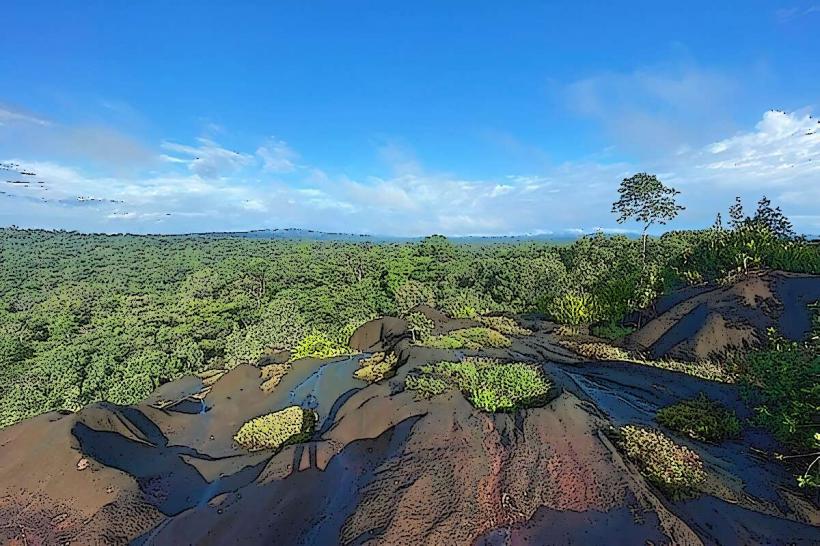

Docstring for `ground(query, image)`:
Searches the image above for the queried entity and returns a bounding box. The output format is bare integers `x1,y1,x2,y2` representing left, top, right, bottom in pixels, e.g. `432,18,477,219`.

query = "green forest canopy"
1,195,818,427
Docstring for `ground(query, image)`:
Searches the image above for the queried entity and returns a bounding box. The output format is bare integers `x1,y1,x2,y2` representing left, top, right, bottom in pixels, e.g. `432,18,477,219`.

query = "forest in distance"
1,191,818,480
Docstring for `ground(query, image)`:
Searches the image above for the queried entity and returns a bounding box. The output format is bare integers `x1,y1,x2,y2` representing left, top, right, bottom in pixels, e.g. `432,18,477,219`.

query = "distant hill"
201,228,583,244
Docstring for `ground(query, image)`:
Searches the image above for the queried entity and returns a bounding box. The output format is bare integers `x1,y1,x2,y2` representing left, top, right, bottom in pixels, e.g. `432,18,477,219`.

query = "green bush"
619,425,706,499
405,373,449,399
291,330,348,360
476,315,532,336
354,352,399,383
406,312,434,343
738,326,819,451
420,327,511,350
542,291,599,328
394,280,436,315
233,406,316,452
406,358,550,412
656,393,741,442
591,322,635,341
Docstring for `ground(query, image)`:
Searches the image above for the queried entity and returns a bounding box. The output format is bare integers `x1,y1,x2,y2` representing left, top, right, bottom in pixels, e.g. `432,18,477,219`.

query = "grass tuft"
656,393,741,443
405,357,550,412
619,425,706,499
420,327,511,350
353,352,399,383
234,406,316,452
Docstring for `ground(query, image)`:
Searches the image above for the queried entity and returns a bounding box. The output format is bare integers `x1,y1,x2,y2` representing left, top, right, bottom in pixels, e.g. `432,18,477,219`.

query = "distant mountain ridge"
202,228,584,244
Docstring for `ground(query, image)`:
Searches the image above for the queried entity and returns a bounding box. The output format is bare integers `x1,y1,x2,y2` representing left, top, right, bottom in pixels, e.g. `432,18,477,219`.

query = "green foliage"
542,291,598,327
0,205,814,428
394,280,436,316
406,312,434,343
612,173,685,230
475,315,532,336
233,406,316,452
354,352,399,383
420,327,511,350
619,425,706,499
291,330,348,360
407,358,550,412
738,326,819,451
404,374,449,399
591,322,635,341
656,394,742,443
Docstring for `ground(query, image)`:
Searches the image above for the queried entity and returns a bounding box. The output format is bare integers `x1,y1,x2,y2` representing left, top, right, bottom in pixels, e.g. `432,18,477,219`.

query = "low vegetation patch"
404,374,449,399
637,358,737,384
476,315,532,336
353,352,399,383
558,339,631,361
656,393,741,442
420,327,511,350
591,322,635,341
556,337,736,383
405,357,550,412
233,406,316,452
291,331,349,361
406,312,434,343
619,425,706,499
737,319,819,488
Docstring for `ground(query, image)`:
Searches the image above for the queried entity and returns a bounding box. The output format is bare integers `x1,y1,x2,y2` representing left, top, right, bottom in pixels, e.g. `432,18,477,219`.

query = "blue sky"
1,1,818,235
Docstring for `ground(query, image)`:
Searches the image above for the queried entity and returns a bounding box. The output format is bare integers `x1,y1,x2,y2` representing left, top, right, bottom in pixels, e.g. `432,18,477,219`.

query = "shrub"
420,334,465,349
542,291,598,329
394,280,436,315
656,394,741,442
354,352,399,383
291,331,348,360
476,315,532,336
619,425,706,499
439,289,486,319
234,406,316,452
405,373,449,399
558,340,631,361
591,322,635,341
738,325,819,451
406,312,434,343
407,358,550,412
420,327,512,350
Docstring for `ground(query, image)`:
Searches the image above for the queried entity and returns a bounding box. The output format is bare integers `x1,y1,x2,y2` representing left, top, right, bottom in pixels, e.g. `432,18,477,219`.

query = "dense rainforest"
0,196,818,432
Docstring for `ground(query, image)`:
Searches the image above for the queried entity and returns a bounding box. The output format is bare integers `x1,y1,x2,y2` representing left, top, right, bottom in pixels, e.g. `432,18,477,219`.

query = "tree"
752,196,796,240
612,173,685,259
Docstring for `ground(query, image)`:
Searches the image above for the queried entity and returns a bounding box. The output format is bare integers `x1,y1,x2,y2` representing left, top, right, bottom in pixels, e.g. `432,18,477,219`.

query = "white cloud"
161,138,254,177
565,61,737,154
0,106,51,127
3,110,819,236
256,138,298,173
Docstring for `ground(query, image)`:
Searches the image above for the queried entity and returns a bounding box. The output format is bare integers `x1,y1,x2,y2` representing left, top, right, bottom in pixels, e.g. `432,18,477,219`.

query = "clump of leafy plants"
736,316,819,488
420,327,511,350
406,312,434,343
656,393,741,443
354,352,399,383
234,406,316,452
591,322,635,341
291,331,348,360
404,374,449,399
542,291,598,331
619,425,706,499
405,357,550,412
558,339,632,361
476,315,532,336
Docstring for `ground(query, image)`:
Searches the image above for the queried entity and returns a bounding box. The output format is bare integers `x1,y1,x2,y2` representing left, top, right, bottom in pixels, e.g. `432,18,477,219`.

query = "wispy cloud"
0,106,51,127
565,61,737,154
776,4,820,22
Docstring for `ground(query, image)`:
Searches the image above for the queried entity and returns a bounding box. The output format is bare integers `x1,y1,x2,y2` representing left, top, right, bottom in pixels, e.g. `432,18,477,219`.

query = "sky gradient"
1,1,818,235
